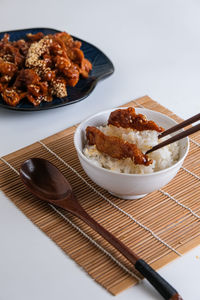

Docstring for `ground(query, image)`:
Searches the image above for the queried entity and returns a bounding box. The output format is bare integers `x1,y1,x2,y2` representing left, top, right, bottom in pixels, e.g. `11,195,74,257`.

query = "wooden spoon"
20,158,182,300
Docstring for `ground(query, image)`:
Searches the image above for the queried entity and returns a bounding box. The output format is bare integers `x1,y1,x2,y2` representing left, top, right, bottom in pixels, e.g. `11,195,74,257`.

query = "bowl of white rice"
74,108,189,199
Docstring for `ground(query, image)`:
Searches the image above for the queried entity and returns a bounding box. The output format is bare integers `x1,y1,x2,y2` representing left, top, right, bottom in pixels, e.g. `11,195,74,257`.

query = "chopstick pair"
146,113,200,155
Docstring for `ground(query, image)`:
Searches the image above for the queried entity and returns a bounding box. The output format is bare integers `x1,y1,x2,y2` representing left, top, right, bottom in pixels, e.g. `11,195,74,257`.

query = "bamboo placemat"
1,96,200,295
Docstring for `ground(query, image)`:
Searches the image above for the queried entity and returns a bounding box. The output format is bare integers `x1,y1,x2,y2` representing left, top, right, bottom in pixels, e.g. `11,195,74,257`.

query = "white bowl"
74,108,189,200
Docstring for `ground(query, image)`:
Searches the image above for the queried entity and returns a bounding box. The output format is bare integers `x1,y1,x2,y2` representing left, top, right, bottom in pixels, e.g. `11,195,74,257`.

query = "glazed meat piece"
80,58,92,78
108,107,164,132
0,35,24,67
13,69,52,106
13,39,29,56
50,77,67,98
25,36,52,71
26,32,44,42
14,69,40,88
54,55,71,74
0,58,17,78
54,32,81,49
86,126,152,166
64,64,80,86
67,47,84,62
4,44,24,66
2,88,26,106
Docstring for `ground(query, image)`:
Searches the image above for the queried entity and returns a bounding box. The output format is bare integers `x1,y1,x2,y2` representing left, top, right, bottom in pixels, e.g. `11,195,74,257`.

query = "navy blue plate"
0,28,114,111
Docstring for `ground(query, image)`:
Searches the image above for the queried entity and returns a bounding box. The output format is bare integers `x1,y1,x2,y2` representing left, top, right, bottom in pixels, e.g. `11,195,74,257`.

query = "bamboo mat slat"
1,95,200,295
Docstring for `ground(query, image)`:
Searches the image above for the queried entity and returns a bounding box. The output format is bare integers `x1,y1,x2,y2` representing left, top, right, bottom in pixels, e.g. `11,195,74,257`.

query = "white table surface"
1,1,200,299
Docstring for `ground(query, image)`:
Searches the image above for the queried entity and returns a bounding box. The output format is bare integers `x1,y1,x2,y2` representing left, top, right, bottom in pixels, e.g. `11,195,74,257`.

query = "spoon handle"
72,207,182,300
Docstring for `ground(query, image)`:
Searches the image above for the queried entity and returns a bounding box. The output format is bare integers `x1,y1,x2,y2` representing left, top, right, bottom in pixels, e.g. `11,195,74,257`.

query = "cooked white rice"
83,125,180,174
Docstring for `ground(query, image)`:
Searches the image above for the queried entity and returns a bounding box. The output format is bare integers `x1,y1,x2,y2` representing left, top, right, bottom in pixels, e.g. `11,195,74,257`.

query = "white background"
0,1,200,299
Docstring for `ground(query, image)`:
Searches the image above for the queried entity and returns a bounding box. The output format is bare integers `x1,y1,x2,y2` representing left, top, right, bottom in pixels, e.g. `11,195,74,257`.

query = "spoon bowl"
20,157,182,300
20,158,77,210
20,158,71,200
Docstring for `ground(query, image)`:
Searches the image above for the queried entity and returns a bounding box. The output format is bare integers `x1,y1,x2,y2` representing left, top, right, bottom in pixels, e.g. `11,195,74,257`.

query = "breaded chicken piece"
86,126,152,166
108,107,164,132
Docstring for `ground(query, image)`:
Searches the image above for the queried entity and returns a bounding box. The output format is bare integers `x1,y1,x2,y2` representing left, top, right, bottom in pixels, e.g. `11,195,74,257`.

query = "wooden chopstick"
158,113,200,139
146,123,200,155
